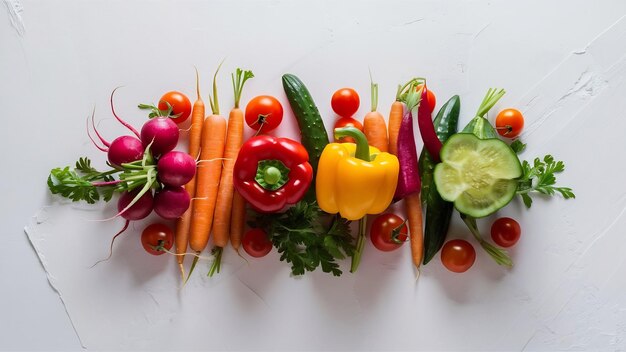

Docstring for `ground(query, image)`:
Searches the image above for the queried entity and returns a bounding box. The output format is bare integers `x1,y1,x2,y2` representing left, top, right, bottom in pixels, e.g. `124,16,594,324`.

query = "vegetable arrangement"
47,66,575,280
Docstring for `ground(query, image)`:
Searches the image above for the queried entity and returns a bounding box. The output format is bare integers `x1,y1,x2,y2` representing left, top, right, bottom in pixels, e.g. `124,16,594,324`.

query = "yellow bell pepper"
316,128,399,221
317,127,399,273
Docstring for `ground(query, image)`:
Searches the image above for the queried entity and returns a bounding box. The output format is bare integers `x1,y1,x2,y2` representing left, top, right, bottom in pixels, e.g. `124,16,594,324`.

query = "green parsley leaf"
258,200,355,276
48,167,102,204
516,154,575,208
47,157,119,204
510,139,526,154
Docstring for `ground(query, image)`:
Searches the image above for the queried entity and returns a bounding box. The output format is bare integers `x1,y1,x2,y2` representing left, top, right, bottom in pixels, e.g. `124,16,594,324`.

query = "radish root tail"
90,219,130,268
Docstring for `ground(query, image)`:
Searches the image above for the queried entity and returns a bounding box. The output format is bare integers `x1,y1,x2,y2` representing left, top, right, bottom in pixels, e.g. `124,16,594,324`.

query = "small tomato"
441,239,476,273
331,88,360,117
158,91,192,124
495,108,524,138
245,95,284,133
141,223,174,256
370,213,408,252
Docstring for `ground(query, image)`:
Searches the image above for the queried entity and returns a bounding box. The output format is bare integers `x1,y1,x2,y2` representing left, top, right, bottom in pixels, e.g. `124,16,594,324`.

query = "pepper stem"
264,166,282,185
334,127,370,161
350,217,367,273
255,160,290,190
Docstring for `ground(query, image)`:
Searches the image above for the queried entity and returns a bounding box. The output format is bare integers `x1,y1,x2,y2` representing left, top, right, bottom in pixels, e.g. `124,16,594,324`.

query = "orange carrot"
388,101,403,156
404,192,424,271
363,76,388,152
189,115,226,252
229,190,246,252
188,64,226,260
175,68,205,277
389,79,420,155
211,69,254,252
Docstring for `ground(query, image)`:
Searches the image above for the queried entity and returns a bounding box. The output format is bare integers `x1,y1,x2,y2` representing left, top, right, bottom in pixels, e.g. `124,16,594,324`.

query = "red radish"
153,186,190,219
157,151,196,187
86,103,143,166
108,136,144,167
140,117,179,156
117,189,154,220
92,190,154,267
394,95,421,200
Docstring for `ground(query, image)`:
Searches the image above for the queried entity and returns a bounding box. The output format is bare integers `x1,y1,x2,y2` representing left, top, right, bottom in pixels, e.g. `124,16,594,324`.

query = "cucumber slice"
434,133,522,218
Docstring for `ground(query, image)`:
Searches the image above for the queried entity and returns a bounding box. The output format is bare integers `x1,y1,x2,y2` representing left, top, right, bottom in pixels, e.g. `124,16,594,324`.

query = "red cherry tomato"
141,223,174,256
416,84,436,114
441,239,476,273
370,213,408,252
245,95,283,133
331,88,360,117
491,217,521,248
242,228,272,258
158,91,192,124
333,116,363,143
495,108,524,138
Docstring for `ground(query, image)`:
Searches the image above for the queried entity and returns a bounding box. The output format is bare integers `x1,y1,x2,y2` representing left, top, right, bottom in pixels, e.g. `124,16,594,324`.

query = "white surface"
3,1,626,350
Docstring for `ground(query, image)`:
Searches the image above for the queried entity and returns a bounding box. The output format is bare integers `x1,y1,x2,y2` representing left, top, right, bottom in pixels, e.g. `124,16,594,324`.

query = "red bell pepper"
233,135,313,213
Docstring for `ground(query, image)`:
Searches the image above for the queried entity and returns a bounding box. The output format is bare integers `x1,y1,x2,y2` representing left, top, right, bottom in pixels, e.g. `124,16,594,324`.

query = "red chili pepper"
417,84,442,162
233,135,313,213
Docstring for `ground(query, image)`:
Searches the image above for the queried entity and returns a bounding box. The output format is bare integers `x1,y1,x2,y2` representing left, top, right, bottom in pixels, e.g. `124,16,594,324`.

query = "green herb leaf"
516,154,575,208
520,193,533,208
259,200,354,276
48,167,102,204
510,139,526,154
47,157,125,203
323,216,353,260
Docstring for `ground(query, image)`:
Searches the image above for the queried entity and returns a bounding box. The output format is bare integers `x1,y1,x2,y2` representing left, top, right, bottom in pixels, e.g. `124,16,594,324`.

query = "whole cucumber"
282,74,330,201
419,95,460,264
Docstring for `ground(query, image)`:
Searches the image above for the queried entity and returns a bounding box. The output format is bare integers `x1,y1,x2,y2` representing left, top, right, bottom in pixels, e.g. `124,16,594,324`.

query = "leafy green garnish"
517,155,575,208
137,102,178,119
48,167,105,204
47,156,159,204
510,139,527,154
255,201,354,276
48,157,118,203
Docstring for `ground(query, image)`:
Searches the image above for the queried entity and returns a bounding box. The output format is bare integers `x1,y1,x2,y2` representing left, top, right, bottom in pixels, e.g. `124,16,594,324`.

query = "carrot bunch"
388,79,425,275
208,68,254,276
175,64,253,281
174,68,205,279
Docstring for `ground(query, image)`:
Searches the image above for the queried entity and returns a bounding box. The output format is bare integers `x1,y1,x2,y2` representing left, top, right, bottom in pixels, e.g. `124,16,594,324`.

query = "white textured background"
3,1,626,350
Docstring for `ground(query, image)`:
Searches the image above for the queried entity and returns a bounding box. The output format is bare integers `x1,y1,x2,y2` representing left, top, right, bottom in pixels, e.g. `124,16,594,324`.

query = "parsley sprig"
47,154,159,204
516,155,575,208
48,157,118,204
254,200,355,276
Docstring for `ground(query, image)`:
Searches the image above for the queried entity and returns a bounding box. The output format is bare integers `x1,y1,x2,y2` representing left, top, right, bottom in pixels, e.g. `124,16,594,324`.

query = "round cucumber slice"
434,133,522,218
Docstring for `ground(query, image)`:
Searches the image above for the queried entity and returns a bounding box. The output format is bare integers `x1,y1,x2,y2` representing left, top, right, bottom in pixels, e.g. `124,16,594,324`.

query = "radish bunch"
103,116,193,222
48,89,196,222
